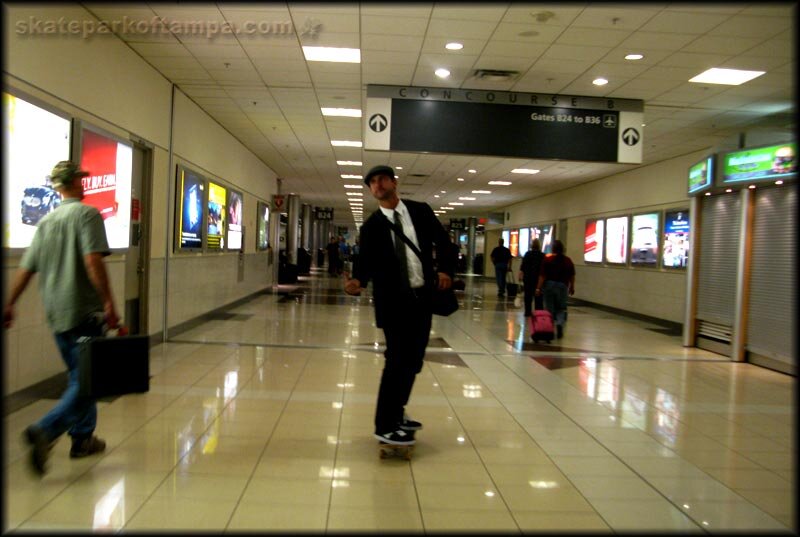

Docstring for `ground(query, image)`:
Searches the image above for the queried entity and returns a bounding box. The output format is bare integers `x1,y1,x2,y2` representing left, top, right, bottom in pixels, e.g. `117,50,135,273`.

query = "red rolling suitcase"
529,310,555,343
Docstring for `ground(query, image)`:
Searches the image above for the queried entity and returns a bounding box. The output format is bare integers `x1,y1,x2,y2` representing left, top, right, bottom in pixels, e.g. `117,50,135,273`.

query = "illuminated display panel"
532,224,555,254
207,181,227,250
720,142,796,186
3,92,71,248
663,209,690,269
509,229,519,257
584,219,604,263
630,213,659,266
176,166,205,251
605,216,628,264
79,127,133,249
518,227,530,257
501,229,509,248
257,201,270,250
688,155,714,196
227,189,243,251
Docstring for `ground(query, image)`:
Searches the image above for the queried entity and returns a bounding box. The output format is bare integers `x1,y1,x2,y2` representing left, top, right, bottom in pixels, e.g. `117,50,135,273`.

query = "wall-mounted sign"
449,218,466,230
365,85,643,164
688,155,715,196
719,142,796,187
272,194,285,212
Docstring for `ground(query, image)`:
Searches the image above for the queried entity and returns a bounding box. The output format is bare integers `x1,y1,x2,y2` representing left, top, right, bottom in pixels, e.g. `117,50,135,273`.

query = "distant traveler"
490,238,513,297
3,160,121,476
535,239,575,339
326,236,340,276
344,165,456,446
519,238,545,316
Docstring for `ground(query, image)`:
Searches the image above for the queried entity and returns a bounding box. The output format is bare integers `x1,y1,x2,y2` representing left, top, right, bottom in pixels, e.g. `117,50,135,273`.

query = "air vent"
473,69,520,82
407,173,429,178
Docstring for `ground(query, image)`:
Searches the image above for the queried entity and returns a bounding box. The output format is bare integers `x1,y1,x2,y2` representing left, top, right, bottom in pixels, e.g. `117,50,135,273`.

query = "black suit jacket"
354,199,456,328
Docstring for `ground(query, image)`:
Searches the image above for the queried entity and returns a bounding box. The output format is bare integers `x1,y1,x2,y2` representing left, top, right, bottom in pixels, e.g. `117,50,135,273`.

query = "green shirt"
20,198,110,333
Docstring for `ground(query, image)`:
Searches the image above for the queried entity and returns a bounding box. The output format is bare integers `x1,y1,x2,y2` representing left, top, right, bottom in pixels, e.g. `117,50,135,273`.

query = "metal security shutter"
747,185,796,367
696,194,741,341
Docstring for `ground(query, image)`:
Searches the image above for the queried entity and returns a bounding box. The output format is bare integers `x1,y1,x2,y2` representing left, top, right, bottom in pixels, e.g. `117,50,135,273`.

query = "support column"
683,196,701,347
731,188,754,362
287,194,300,265
467,217,477,274
301,203,312,250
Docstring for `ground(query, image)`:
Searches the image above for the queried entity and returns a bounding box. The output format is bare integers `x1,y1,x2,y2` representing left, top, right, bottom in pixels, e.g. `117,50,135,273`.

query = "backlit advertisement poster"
604,216,628,264
721,142,796,185
227,189,243,251
257,201,270,250
584,219,603,263
663,209,690,268
178,167,204,250
518,227,530,257
501,229,509,248
207,182,226,250
630,213,659,265
3,92,71,248
688,155,714,195
79,128,132,249
509,229,519,257
531,224,554,253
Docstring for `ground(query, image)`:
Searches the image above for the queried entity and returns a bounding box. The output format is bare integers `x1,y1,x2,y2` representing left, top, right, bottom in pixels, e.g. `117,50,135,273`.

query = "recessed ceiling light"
302,46,361,63
593,77,609,86
468,169,477,173
441,190,447,194
341,174,362,179
435,68,451,78
458,197,476,201
395,166,403,170
445,42,463,50
449,202,464,206
457,177,464,182
689,67,765,85
488,180,512,185
511,168,540,174
346,192,363,196
331,140,362,147
321,108,362,117
775,180,784,185
337,160,362,166
343,184,363,189
625,54,644,60
705,192,711,196
434,195,440,198
472,190,491,194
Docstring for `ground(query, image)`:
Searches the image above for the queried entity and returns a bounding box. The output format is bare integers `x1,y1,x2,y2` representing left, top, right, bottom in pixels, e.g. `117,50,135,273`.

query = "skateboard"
378,442,414,460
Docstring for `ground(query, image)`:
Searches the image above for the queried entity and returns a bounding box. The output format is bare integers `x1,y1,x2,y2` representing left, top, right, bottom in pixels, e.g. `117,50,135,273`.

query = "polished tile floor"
3,269,796,533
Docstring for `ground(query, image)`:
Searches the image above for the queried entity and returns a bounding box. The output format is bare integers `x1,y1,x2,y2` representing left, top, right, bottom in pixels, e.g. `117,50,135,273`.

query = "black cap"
363,165,395,186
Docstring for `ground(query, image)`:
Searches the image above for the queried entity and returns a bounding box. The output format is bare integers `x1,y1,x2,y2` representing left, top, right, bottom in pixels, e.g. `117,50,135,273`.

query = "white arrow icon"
369,114,388,132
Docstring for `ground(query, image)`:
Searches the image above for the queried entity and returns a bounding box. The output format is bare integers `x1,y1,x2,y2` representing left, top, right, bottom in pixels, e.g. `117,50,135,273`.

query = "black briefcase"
78,335,150,398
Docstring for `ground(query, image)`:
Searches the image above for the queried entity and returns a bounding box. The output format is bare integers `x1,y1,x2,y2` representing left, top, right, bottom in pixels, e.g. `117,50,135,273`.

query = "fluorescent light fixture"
341,174,363,179
472,190,491,194
458,197,476,201
331,140,362,147
449,202,464,206
445,42,463,50
488,180,512,185
321,108,362,117
440,190,446,194
346,192,363,196
337,160,362,166
457,177,464,181
395,166,403,170
434,195,440,198
511,168,540,174
689,67,765,85
343,184,363,189
440,206,454,210
468,169,477,173
625,54,644,60
302,46,361,63
593,77,609,86
435,68,450,78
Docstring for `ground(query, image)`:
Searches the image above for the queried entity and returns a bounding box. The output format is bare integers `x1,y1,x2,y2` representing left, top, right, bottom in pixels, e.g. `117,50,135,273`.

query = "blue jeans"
494,264,508,295
36,317,104,443
542,280,569,327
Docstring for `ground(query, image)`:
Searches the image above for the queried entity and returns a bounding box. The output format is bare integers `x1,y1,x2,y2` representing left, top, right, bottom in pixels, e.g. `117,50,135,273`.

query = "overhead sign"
272,194,285,212
315,206,333,220
365,85,643,164
449,218,466,230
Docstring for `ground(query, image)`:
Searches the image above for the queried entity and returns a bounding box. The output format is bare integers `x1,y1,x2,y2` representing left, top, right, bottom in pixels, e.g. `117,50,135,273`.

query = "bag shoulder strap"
385,215,424,263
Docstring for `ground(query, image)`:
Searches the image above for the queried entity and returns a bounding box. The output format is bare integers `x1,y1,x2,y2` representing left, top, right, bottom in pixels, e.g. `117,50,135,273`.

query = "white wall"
3,4,277,394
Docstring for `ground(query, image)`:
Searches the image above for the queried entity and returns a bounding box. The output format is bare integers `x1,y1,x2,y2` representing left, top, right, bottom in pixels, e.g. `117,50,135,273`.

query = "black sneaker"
23,425,52,476
556,325,564,339
69,435,106,458
399,415,423,431
374,429,415,445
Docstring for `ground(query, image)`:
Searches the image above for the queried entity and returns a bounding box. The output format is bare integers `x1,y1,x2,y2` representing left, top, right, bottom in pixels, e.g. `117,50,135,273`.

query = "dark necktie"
393,211,410,288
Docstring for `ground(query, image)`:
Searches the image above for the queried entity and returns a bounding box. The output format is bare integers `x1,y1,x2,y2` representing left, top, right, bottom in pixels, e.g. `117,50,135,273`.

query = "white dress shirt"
380,201,425,288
